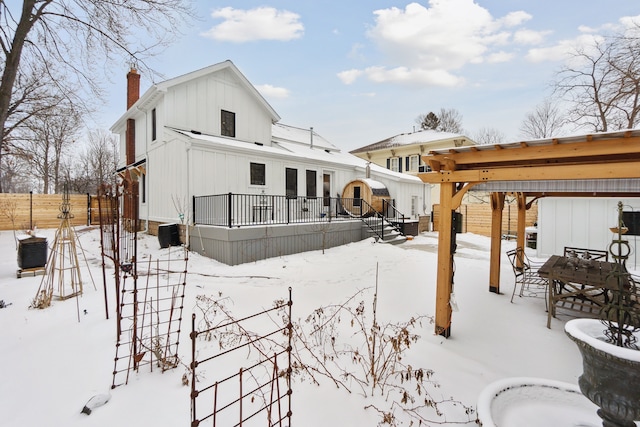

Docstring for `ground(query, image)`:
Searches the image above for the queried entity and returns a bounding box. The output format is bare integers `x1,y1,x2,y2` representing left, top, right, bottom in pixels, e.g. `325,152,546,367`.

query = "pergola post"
489,192,505,293
435,182,455,337
516,192,527,255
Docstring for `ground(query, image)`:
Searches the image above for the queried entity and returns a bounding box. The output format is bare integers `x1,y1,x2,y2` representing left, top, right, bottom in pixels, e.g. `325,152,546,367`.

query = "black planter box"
158,223,180,248
18,237,48,269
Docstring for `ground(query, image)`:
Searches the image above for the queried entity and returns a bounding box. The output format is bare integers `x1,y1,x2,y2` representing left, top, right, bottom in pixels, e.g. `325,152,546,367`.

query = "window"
353,186,361,207
323,173,331,207
306,170,317,198
389,157,400,172
221,110,236,137
286,168,297,198
250,162,265,185
409,155,419,172
151,108,157,141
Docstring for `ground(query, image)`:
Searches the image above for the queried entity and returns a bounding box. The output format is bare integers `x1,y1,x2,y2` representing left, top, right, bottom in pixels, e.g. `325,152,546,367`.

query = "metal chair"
507,247,548,304
563,246,608,262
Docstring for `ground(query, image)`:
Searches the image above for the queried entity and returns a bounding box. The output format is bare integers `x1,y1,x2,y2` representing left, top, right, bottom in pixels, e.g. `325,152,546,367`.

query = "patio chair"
508,247,548,304
563,246,608,262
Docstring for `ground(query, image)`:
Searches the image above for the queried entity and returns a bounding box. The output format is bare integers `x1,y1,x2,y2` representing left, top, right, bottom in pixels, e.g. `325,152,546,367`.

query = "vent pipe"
310,126,313,148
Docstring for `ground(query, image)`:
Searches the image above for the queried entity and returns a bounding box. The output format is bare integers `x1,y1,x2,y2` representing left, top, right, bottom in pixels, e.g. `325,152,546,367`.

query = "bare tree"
415,108,463,133
0,153,31,192
553,25,640,132
0,0,194,191
84,129,119,190
520,98,566,139
12,104,81,193
473,127,506,145
63,129,119,193
437,108,464,133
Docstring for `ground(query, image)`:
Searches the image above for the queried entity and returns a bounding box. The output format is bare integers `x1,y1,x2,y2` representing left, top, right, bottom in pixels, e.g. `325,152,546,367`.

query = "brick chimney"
125,68,139,165
127,68,140,109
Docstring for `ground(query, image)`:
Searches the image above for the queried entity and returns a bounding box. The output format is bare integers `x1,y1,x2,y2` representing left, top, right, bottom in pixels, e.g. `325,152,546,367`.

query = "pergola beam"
426,135,640,168
419,161,640,183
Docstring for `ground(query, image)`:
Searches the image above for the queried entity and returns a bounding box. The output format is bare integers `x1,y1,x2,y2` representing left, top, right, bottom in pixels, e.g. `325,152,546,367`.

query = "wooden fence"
432,201,538,238
0,193,96,231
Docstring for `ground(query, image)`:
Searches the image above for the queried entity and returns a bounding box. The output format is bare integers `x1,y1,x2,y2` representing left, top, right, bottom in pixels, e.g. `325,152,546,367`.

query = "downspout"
134,104,150,233
185,140,191,248
143,109,149,233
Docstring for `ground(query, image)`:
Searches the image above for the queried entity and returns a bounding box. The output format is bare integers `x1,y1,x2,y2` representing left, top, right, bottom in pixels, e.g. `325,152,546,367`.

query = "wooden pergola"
418,130,640,337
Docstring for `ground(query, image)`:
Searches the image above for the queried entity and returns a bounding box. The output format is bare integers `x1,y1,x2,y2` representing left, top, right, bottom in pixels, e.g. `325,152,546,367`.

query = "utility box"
526,227,538,249
158,223,180,248
18,237,48,269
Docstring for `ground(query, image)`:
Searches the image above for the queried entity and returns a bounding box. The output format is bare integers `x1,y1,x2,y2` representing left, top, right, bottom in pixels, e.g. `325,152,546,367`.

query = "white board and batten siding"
162,68,273,146
538,198,640,270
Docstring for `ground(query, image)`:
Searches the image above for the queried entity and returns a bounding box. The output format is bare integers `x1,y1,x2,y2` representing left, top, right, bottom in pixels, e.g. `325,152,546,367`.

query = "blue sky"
102,0,640,151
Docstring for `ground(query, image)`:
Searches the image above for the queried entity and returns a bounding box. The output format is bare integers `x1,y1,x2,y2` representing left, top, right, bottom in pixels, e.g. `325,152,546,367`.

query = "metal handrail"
192,193,408,239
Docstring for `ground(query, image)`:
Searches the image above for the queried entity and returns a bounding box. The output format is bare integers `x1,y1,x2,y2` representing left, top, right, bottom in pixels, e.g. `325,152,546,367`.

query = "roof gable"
350,129,472,154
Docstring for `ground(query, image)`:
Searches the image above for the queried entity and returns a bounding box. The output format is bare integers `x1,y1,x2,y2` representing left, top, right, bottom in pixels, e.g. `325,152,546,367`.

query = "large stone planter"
565,318,640,427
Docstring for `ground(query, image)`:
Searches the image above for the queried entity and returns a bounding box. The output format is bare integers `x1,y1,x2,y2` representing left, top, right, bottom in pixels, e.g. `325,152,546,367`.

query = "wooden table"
539,255,623,328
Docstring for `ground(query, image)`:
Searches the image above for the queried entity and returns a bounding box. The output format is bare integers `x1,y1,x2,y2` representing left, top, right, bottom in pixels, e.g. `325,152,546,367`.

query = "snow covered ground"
0,226,626,426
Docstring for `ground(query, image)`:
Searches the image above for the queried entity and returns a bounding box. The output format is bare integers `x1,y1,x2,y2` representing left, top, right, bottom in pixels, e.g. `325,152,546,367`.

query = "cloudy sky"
103,0,640,151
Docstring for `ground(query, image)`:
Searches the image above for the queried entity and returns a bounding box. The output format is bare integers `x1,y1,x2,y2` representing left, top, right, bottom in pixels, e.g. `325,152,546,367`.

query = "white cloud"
337,69,363,85
363,66,464,87
499,11,532,28
620,15,640,35
341,0,536,87
513,29,551,45
255,84,290,99
202,7,304,42
524,14,640,64
348,43,365,61
525,34,603,63
486,51,514,63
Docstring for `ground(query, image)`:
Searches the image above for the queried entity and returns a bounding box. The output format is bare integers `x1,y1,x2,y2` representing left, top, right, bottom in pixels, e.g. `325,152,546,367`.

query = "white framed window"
389,157,400,172
409,155,419,172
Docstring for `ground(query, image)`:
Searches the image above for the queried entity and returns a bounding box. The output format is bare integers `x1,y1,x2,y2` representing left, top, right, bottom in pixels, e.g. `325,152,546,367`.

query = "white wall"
144,131,425,225
164,68,273,145
538,197,640,270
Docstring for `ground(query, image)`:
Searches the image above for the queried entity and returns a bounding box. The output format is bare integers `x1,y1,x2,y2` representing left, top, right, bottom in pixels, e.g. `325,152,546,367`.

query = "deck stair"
361,216,407,244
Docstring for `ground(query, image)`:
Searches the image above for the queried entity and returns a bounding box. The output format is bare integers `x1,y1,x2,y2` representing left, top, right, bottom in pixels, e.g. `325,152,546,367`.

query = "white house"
110,60,426,264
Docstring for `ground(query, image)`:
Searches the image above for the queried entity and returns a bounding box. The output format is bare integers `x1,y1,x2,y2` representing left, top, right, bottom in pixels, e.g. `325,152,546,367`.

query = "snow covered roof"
168,127,422,184
350,129,471,153
271,123,338,151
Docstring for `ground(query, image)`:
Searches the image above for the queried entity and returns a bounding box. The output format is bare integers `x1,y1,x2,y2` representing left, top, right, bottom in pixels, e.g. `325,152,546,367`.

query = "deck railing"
192,193,407,235
193,193,351,227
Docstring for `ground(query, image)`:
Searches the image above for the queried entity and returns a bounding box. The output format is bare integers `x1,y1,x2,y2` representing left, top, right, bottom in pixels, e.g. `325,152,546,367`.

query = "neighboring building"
110,60,426,264
350,130,476,226
350,130,475,176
